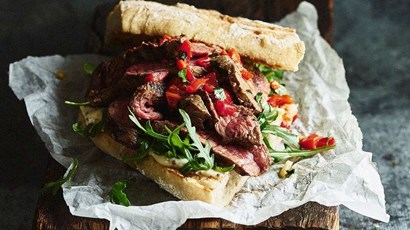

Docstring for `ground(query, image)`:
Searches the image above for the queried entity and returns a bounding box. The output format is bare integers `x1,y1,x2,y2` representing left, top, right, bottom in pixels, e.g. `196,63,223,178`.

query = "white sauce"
80,106,103,125
149,152,188,168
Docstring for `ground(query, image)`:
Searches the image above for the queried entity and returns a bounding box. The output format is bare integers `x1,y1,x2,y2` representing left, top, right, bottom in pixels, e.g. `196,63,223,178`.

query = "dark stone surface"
333,1,410,229
0,0,408,229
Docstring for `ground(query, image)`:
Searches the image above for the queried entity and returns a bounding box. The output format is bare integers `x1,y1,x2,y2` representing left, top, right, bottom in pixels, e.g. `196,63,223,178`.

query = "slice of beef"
124,62,171,77
87,42,171,106
214,106,263,146
151,120,180,135
108,97,134,128
130,82,165,120
198,131,271,176
178,94,211,129
244,62,271,97
198,91,219,122
213,55,262,113
112,126,140,149
191,42,221,57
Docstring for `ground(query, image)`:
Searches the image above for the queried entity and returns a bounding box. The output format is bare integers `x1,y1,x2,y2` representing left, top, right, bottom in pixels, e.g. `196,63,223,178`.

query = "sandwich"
72,1,335,207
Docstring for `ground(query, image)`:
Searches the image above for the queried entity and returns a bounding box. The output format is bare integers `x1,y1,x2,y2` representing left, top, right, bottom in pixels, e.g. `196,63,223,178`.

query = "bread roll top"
106,1,305,71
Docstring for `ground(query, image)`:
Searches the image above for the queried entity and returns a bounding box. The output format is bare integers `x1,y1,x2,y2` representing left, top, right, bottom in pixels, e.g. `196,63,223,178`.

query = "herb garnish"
83,63,96,75
128,108,230,174
109,180,131,207
41,159,78,195
64,101,90,106
214,87,226,101
269,144,335,163
256,64,284,82
178,69,188,82
72,119,105,138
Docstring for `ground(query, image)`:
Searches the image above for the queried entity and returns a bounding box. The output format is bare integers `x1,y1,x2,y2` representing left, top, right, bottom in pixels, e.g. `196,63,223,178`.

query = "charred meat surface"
214,106,263,146
198,131,270,176
130,82,165,120
87,42,175,106
112,126,140,149
245,62,271,97
108,97,134,128
178,94,211,129
213,55,262,113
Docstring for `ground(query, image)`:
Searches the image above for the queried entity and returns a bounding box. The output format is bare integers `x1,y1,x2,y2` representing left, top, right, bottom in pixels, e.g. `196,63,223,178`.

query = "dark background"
1,0,409,229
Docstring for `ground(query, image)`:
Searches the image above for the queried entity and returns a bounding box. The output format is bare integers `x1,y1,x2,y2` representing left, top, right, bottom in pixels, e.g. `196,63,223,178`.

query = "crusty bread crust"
78,110,248,207
105,1,305,71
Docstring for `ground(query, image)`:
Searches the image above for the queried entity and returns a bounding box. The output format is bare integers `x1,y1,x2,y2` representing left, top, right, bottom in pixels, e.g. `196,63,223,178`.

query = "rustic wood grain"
34,157,339,230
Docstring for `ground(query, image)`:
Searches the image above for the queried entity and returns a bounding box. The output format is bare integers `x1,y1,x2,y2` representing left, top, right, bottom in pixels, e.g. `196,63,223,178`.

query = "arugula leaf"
256,64,284,82
83,63,96,75
64,101,90,106
262,124,300,149
257,103,279,130
122,138,150,163
270,144,336,162
72,119,105,138
179,109,214,170
255,92,263,105
41,159,78,195
178,69,188,82
109,180,131,207
214,164,235,173
128,108,223,174
128,108,167,141
214,87,226,101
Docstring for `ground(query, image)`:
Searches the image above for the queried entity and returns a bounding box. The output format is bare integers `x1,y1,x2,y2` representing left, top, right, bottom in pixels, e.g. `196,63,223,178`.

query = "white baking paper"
9,2,389,229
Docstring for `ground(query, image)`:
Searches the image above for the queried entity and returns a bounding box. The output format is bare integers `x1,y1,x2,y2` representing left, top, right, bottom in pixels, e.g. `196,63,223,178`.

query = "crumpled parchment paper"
9,2,389,229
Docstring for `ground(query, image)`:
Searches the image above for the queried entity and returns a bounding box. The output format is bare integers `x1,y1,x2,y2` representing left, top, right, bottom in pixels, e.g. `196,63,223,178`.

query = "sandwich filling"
79,35,334,177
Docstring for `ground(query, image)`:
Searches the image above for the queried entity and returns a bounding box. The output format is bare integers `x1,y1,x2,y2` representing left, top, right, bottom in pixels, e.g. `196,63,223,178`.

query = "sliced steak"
191,42,220,57
198,132,270,176
130,82,165,120
87,43,171,106
108,97,134,128
213,55,261,113
112,126,140,149
178,94,211,129
244,63,271,97
151,120,180,135
198,91,219,122
150,119,270,176
214,106,263,146
124,62,171,77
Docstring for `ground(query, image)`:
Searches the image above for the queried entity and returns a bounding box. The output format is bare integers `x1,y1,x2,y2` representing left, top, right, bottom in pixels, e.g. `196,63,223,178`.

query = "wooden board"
34,157,339,229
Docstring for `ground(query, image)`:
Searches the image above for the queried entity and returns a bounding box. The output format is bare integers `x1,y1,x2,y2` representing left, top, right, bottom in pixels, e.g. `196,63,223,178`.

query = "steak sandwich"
75,1,311,207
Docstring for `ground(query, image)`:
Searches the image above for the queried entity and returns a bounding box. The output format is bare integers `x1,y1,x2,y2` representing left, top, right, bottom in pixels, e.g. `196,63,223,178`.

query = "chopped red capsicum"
299,134,335,150
165,91,182,108
215,100,237,116
228,48,241,63
267,94,294,107
159,35,172,46
202,72,218,93
165,78,185,108
176,59,187,70
240,69,254,80
195,56,211,68
179,39,192,60
185,77,209,94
